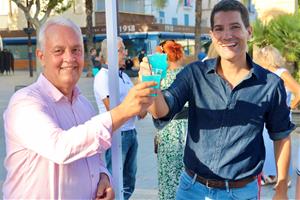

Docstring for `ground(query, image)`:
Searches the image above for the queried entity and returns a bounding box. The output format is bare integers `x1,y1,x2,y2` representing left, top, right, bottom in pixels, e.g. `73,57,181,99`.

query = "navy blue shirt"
154,55,295,181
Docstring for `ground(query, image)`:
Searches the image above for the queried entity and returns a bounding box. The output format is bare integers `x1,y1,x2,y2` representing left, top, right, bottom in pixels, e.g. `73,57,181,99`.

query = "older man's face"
37,24,84,96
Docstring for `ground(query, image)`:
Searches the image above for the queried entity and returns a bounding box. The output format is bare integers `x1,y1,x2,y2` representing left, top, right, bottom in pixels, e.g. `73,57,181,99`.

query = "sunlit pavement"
0,71,299,199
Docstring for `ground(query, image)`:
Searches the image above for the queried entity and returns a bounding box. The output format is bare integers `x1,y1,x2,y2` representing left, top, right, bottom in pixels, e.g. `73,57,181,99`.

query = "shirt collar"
102,64,124,79
205,53,261,79
37,74,81,102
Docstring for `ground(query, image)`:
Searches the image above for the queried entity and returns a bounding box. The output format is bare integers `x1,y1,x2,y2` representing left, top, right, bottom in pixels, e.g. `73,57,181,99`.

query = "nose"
63,49,76,62
222,28,233,40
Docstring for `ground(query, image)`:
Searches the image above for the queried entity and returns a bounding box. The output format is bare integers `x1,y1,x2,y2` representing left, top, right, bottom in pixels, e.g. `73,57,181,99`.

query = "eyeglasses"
159,40,175,53
118,47,127,53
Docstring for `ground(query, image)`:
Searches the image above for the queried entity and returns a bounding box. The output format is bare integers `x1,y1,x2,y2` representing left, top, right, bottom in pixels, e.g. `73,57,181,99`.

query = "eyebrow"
52,44,82,49
213,22,242,28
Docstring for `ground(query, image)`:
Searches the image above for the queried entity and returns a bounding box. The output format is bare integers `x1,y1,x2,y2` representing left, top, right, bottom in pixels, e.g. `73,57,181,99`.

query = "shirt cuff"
269,124,296,141
152,90,176,129
99,165,113,185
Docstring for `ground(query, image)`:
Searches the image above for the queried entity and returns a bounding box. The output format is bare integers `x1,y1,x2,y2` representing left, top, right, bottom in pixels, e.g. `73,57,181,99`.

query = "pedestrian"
90,47,101,76
2,17,156,199
93,37,146,200
140,0,293,199
154,40,188,200
138,49,146,63
296,147,300,199
255,45,300,187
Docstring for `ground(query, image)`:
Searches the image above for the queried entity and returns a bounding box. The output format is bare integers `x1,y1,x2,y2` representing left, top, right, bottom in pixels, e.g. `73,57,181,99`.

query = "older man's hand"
110,81,157,132
95,173,114,200
121,81,157,116
138,57,152,82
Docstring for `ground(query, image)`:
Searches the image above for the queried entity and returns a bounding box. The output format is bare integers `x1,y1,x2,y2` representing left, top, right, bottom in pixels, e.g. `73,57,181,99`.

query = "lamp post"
23,26,34,77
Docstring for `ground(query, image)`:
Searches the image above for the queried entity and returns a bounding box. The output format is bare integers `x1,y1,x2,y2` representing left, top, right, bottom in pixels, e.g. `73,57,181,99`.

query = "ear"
209,30,214,41
209,30,213,38
246,26,253,40
36,49,45,66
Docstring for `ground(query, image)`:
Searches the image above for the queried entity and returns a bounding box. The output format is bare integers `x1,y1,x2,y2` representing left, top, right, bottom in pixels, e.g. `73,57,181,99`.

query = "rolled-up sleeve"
153,66,191,129
265,80,296,140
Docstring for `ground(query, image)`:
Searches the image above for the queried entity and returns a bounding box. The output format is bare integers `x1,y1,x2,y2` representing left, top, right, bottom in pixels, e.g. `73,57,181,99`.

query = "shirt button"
91,174,94,178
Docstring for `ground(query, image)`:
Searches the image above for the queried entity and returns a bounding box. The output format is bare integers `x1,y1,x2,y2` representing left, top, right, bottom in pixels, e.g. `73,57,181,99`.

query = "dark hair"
210,0,250,29
89,47,96,53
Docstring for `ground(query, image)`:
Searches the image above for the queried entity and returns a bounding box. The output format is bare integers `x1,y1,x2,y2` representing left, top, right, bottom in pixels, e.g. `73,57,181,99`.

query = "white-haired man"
94,37,145,200
2,17,156,199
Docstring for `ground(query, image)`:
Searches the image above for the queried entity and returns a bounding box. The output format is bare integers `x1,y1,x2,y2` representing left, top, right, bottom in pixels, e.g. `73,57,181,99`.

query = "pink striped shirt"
3,74,113,199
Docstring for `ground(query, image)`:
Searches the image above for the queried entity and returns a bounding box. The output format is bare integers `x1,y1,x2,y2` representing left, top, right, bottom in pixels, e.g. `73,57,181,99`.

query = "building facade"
0,0,298,70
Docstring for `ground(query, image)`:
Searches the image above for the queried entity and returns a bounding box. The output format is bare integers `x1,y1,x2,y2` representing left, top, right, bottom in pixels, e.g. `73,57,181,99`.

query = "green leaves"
42,0,74,14
251,13,300,80
153,0,168,9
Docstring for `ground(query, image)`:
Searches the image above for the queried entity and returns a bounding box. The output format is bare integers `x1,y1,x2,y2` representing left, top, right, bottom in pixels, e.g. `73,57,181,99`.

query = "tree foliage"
153,0,168,9
12,0,73,29
12,0,73,74
251,13,300,80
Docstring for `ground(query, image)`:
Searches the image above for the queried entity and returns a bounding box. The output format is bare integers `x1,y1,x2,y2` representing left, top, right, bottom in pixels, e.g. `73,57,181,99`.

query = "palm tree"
85,0,94,77
251,13,300,81
194,0,202,59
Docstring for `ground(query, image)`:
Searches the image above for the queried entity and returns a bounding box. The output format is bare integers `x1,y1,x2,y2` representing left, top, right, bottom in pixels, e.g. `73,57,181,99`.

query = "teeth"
61,66,75,69
221,43,236,47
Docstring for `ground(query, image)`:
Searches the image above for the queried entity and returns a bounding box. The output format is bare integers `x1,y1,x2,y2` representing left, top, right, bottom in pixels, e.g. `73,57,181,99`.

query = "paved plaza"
0,71,299,199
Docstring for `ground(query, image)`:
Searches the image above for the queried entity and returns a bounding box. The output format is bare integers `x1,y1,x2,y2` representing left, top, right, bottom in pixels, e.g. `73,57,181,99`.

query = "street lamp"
23,25,34,77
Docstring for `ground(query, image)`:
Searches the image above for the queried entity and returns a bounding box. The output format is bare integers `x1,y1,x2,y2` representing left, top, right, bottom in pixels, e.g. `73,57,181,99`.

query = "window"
158,11,165,24
184,0,192,7
95,0,105,11
172,18,178,25
184,14,189,26
159,11,165,18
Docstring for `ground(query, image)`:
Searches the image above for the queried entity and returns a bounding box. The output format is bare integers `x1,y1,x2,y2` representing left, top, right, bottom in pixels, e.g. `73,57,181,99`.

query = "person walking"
153,40,188,200
93,37,146,200
255,45,300,187
139,1,293,199
89,47,101,76
296,147,300,199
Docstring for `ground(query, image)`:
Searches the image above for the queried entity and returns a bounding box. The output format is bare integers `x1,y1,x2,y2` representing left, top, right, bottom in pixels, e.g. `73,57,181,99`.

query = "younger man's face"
210,11,252,62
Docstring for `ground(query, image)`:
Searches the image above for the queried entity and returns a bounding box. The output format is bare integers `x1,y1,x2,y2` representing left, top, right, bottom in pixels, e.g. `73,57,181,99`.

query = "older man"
2,17,155,199
94,37,145,200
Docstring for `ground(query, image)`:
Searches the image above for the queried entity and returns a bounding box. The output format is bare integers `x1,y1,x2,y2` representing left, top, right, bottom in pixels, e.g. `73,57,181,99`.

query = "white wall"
253,0,298,20
151,0,196,26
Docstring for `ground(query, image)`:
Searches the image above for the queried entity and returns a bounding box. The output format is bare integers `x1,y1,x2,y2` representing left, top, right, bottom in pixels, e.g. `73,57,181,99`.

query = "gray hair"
100,37,123,62
38,17,83,52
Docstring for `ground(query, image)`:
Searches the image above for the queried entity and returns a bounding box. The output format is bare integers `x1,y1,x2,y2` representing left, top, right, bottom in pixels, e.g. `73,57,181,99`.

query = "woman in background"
255,45,300,187
155,40,188,200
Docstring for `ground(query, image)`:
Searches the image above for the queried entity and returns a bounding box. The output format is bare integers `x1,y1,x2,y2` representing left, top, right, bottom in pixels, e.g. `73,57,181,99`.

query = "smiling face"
210,11,252,62
36,24,84,97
